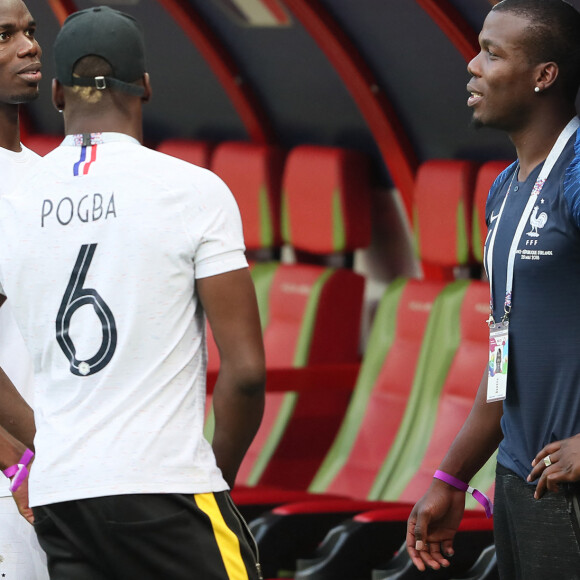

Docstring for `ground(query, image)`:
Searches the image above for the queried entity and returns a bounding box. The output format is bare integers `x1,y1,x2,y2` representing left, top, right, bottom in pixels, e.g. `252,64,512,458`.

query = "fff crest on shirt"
40,192,117,227
516,197,553,259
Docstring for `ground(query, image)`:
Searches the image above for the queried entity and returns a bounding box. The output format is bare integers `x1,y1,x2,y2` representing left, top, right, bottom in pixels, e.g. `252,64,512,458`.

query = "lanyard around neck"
485,116,580,323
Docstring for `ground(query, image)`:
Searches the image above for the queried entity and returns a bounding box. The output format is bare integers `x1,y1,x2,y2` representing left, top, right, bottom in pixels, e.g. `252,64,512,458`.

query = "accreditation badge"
487,321,508,402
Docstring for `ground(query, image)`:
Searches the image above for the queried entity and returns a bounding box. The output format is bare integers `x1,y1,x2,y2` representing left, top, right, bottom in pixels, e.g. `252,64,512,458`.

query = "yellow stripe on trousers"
194,493,249,580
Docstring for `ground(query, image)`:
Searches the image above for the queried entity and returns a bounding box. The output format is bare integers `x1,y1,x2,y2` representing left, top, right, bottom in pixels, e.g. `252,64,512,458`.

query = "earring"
58,109,63,113
534,86,540,93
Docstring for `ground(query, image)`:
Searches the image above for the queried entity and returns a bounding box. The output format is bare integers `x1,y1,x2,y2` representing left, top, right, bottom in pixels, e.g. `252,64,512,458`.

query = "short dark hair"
68,56,115,105
73,55,113,79
492,0,580,100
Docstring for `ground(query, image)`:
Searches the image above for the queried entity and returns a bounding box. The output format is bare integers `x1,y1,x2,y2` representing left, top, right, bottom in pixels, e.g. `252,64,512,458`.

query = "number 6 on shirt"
56,244,117,377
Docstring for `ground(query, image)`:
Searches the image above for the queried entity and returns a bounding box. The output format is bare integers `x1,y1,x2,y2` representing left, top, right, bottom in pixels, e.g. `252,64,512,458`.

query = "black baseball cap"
54,6,146,97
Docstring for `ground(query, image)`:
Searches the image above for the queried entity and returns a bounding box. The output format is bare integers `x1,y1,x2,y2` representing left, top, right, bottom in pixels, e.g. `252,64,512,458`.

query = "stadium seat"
280,146,371,259
376,280,493,502
251,278,495,578
266,160,499,580
413,160,478,281
234,145,372,491
308,278,445,500
247,277,447,575
243,160,487,577
211,141,285,260
156,138,214,168
207,145,373,497
282,282,495,579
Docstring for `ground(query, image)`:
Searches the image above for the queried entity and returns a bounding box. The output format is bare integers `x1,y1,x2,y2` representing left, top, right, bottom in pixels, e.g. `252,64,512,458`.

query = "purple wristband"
433,469,493,518
2,449,34,492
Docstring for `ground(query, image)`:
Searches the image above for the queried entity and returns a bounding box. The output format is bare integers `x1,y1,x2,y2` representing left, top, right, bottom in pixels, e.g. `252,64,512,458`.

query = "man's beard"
470,116,485,130
10,89,40,105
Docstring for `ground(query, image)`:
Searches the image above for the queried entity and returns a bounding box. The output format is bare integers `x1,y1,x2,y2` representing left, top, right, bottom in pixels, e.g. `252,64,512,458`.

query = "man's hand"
406,480,466,571
12,475,34,524
528,434,580,499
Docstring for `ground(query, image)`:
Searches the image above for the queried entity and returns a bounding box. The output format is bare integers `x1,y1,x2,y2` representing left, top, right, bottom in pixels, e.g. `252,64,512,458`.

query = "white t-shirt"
0,145,37,498
0,133,248,506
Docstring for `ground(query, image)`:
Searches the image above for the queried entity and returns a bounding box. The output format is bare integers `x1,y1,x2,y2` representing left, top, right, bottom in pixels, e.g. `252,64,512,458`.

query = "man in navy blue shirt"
407,1,580,577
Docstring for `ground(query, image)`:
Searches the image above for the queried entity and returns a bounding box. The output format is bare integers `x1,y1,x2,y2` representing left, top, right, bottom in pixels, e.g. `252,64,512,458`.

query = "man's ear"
534,61,559,92
52,79,65,112
141,73,152,104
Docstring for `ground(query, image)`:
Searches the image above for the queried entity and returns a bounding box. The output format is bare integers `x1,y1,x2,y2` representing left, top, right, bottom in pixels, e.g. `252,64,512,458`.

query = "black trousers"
32,492,262,580
494,463,580,580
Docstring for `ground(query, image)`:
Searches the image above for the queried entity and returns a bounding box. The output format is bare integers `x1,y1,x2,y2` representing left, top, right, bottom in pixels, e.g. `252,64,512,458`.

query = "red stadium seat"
205,145,372,494
259,280,494,579
309,278,445,500
243,160,497,578
156,138,214,168
413,159,478,280
283,285,496,580
238,159,480,504
235,146,372,490
211,141,285,257
280,146,372,257
388,280,492,502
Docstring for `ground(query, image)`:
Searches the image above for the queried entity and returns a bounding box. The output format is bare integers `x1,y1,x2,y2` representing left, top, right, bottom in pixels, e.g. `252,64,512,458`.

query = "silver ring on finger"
544,455,552,467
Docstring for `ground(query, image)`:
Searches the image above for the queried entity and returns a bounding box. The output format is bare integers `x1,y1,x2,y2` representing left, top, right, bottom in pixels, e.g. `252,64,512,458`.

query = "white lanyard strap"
485,168,516,315
486,116,580,322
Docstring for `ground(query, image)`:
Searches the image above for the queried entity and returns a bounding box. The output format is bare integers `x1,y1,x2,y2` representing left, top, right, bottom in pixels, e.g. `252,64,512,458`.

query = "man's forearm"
196,268,267,488
0,423,29,472
211,368,265,488
0,368,35,449
437,368,504,482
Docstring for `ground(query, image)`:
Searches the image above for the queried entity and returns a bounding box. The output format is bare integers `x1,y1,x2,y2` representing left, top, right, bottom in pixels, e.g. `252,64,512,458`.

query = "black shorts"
32,491,262,580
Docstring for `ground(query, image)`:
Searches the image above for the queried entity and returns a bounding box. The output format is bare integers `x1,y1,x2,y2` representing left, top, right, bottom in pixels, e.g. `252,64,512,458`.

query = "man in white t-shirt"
0,6,265,579
0,0,49,578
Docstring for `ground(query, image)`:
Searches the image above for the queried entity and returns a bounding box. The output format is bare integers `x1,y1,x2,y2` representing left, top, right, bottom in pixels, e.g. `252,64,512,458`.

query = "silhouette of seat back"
414,160,478,280
211,142,285,258
281,146,371,257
